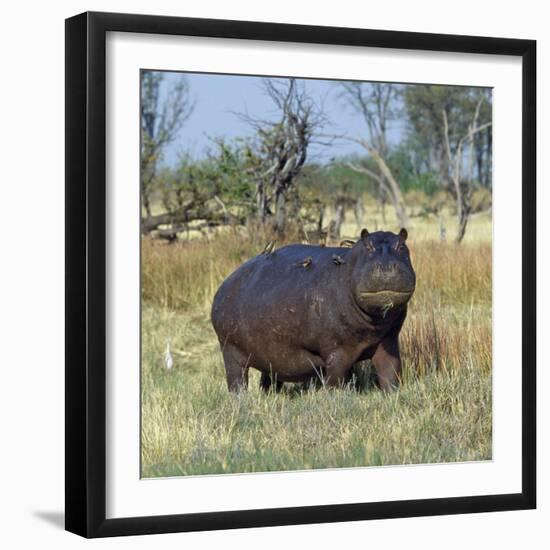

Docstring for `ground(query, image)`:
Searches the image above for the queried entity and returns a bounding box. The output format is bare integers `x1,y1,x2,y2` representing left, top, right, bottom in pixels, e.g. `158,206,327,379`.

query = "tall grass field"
141,208,492,477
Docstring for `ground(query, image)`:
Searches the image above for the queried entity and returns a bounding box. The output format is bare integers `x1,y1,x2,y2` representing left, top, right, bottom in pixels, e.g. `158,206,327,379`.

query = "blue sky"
159,72,406,167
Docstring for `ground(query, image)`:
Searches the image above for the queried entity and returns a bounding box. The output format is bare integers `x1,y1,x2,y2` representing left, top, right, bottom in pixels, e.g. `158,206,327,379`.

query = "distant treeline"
141,73,492,243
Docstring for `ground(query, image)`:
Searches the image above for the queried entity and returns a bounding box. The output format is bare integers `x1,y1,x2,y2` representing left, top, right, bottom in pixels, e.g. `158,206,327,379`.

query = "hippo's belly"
243,339,326,381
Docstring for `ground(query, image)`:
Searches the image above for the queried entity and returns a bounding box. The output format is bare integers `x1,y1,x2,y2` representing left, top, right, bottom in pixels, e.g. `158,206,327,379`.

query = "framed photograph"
65,11,536,538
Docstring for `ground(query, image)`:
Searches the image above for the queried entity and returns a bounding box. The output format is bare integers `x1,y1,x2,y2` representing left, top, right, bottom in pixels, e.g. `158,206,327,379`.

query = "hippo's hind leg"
222,344,250,392
259,371,283,393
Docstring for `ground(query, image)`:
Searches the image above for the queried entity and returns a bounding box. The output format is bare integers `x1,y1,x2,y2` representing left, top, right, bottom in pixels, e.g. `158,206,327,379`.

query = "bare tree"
238,79,326,235
329,202,345,240
340,82,409,228
353,196,365,231
442,96,492,242
141,71,194,218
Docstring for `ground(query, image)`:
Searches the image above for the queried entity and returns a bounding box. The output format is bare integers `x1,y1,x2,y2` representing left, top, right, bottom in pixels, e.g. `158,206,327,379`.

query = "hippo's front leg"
324,349,354,388
371,332,402,391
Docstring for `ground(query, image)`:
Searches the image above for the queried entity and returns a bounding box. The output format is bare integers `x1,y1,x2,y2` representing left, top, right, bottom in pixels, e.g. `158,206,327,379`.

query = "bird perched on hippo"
211,228,416,392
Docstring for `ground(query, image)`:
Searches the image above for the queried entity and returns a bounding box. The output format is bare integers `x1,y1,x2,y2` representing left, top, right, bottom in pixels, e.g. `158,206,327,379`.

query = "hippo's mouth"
359,289,414,310
360,290,413,299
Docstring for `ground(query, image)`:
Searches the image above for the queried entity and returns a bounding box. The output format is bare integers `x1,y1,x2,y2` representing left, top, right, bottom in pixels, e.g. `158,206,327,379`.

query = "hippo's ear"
360,228,369,242
398,228,408,242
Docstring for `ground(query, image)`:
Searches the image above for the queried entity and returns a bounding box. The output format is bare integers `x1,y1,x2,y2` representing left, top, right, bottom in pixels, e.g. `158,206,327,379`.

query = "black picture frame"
65,11,536,538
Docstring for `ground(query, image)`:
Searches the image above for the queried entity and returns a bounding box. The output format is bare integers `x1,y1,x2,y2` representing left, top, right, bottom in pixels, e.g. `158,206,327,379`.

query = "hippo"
211,228,415,392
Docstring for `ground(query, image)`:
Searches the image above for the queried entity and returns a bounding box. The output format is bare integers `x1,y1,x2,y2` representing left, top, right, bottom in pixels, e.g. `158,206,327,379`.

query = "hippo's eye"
365,242,375,252
396,243,406,252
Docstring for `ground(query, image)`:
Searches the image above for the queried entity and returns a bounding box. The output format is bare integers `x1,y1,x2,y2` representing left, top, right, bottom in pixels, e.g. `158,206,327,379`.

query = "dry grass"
141,210,492,477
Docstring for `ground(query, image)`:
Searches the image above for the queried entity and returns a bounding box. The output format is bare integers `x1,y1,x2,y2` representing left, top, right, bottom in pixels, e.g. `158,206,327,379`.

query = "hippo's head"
350,228,416,313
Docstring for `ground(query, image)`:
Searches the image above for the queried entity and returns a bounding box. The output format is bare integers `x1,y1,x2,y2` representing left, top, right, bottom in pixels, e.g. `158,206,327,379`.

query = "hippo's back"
211,244,349,339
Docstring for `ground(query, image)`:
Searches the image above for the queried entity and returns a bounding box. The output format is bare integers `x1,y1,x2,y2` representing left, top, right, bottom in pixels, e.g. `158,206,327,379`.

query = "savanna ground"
141,203,492,477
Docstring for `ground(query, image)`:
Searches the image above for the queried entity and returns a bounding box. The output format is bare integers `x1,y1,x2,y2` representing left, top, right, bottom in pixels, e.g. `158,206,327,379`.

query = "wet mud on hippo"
211,228,416,392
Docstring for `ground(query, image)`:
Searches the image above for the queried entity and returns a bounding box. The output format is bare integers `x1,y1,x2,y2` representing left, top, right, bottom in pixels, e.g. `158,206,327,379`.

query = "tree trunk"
393,198,408,230
475,134,484,184
369,149,409,228
141,185,152,218
456,213,468,243
317,204,325,233
273,189,286,236
485,128,492,188
329,203,345,239
256,181,268,224
455,181,472,243
438,214,447,242
353,197,365,231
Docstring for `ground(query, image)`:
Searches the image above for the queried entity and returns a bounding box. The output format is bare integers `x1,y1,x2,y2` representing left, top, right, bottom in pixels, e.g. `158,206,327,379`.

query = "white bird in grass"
164,338,173,370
